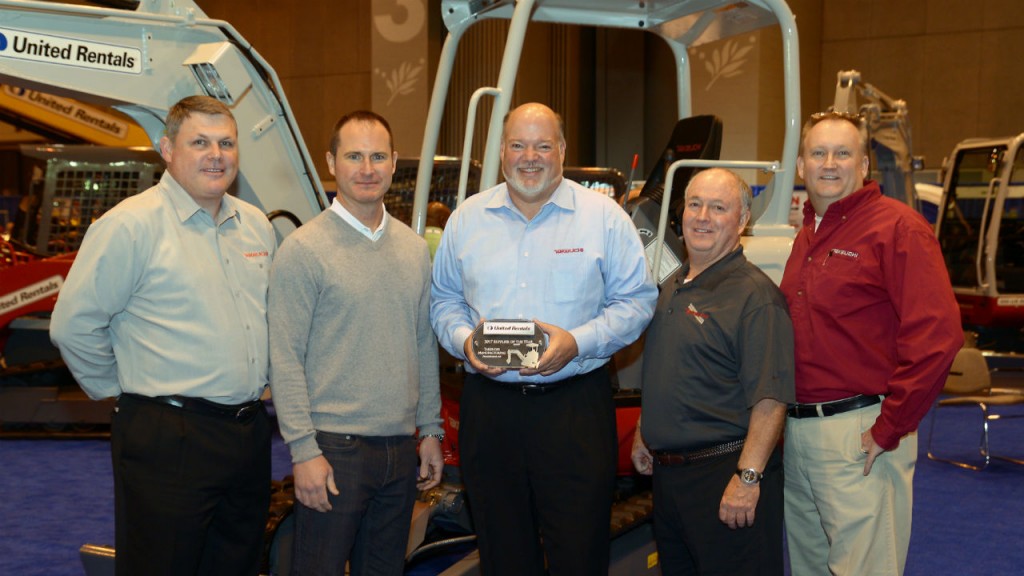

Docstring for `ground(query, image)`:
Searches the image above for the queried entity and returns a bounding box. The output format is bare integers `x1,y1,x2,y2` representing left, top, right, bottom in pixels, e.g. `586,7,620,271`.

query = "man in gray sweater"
268,110,444,576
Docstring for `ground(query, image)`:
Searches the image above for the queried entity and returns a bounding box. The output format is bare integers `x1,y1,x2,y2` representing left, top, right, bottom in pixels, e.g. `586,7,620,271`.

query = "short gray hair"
685,167,752,221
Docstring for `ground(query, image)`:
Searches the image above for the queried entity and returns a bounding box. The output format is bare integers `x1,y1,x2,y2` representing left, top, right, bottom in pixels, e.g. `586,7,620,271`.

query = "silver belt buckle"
521,383,544,395
234,402,258,420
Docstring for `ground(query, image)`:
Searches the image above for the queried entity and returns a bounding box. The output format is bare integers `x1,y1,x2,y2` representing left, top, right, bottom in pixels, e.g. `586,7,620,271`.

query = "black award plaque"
471,320,546,369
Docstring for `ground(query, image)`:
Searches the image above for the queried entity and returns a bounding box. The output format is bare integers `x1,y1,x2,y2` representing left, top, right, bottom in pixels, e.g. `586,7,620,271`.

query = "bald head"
502,103,566,145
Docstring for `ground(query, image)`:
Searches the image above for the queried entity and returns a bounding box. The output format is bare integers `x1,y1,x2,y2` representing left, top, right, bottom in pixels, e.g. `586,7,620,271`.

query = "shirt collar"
802,179,881,227
486,177,574,218
160,172,238,225
677,245,746,289
330,197,388,241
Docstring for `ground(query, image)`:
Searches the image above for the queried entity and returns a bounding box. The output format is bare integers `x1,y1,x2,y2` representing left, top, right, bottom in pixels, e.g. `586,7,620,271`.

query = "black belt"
488,368,600,396
122,393,263,422
493,381,561,396
652,439,745,466
786,394,883,419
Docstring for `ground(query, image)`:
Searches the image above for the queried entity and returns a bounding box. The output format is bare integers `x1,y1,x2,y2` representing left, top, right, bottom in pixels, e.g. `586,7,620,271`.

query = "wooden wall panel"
818,0,1024,174
198,0,371,181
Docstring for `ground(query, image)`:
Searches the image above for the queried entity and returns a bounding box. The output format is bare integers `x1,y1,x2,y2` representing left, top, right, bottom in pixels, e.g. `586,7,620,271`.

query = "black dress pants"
652,446,784,575
460,367,617,576
111,394,271,576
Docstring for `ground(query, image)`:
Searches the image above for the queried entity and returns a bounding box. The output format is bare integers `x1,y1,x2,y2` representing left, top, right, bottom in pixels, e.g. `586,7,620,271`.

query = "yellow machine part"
0,84,152,147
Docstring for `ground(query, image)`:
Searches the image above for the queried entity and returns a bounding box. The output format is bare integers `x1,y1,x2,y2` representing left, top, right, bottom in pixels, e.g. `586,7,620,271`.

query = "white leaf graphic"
719,61,744,76
732,44,754,61
385,61,424,105
704,38,753,91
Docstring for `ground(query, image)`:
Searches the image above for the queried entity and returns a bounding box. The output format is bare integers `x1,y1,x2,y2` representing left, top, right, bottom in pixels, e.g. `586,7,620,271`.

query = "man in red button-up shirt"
779,111,962,576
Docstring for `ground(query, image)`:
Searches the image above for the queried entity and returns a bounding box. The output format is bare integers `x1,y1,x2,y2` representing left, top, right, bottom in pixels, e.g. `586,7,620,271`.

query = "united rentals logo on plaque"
471,320,546,369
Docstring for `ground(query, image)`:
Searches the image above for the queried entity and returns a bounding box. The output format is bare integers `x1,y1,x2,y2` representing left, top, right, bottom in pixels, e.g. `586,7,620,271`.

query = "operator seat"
625,115,723,285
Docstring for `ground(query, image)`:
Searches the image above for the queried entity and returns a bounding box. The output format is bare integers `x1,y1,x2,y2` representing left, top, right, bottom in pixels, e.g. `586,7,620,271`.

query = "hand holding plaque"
471,320,547,369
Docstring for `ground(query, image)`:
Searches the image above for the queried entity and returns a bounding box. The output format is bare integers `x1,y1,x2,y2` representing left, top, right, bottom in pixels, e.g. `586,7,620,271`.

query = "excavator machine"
505,342,540,369
831,69,922,211
404,1,803,574
0,0,327,429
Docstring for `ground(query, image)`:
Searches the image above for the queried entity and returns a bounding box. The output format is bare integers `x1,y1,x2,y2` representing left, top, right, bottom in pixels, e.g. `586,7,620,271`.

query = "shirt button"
225,258,230,264
667,308,673,314
807,256,812,262
520,282,526,288
797,290,804,296
524,251,529,257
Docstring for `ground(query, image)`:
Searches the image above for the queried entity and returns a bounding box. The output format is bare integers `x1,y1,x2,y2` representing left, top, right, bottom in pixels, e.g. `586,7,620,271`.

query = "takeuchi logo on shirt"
831,248,859,259
686,303,708,325
553,248,584,254
243,250,269,258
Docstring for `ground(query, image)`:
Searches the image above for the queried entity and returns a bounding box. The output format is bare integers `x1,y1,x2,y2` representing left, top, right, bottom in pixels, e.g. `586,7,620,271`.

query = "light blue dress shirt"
50,172,277,404
430,178,657,383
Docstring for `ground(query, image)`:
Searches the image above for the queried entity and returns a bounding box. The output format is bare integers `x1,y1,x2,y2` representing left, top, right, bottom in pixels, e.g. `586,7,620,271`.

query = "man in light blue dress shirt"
51,96,277,576
430,102,657,576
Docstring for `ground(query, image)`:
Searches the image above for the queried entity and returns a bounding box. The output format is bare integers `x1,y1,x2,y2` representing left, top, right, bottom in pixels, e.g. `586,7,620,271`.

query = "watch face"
740,469,761,484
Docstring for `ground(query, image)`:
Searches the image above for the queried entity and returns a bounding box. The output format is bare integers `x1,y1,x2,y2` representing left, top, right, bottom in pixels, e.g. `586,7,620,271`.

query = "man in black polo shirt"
631,168,795,575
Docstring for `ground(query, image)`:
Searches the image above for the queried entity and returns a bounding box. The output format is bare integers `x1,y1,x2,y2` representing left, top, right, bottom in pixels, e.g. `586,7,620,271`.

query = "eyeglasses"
809,109,864,126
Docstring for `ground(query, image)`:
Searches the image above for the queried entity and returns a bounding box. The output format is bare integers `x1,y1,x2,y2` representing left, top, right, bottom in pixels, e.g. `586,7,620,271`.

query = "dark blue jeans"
291,432,418,576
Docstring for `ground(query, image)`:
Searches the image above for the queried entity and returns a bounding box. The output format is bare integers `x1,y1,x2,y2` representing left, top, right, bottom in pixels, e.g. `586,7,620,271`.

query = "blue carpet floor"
1,400,1022,575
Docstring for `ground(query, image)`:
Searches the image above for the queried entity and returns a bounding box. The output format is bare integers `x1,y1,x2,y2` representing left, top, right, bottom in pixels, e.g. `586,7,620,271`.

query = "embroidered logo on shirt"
823,248,859,266
686,303,708,325
243,250,269,258
830,249,859,259
553,248,584,254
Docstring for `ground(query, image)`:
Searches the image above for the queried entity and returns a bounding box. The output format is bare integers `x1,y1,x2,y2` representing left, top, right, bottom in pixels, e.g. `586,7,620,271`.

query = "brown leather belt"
652,439,745,466
787,394,883,419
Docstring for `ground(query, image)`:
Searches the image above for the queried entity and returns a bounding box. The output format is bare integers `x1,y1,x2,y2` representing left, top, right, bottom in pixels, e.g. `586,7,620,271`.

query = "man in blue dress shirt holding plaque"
430,102,657,576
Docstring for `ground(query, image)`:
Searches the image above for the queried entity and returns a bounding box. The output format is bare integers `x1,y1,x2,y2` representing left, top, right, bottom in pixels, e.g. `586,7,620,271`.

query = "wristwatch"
736,468,763,485
420,433,445,443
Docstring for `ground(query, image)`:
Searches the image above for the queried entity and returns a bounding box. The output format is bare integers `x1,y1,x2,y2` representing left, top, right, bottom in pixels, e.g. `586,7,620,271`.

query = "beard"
503,163,560,200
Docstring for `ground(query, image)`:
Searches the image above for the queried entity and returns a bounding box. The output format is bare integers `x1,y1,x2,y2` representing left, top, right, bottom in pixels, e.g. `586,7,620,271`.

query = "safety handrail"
975,178,997,290
653,159,781,278
458,87,503,207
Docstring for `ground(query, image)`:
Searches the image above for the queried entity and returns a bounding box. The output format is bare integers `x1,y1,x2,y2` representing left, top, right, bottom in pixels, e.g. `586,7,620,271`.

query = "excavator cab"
407,1,803,573
935,134,1024,350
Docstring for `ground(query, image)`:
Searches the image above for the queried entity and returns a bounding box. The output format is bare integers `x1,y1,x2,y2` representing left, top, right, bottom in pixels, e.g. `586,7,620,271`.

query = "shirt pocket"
549,255,594,303
809,253,867,316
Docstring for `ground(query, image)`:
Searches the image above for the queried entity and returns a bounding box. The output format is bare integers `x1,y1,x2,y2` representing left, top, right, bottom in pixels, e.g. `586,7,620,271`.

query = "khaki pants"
784,402,917,576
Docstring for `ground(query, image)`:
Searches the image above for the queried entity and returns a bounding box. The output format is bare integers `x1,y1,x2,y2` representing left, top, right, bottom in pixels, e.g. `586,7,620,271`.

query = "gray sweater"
268,209,442,464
